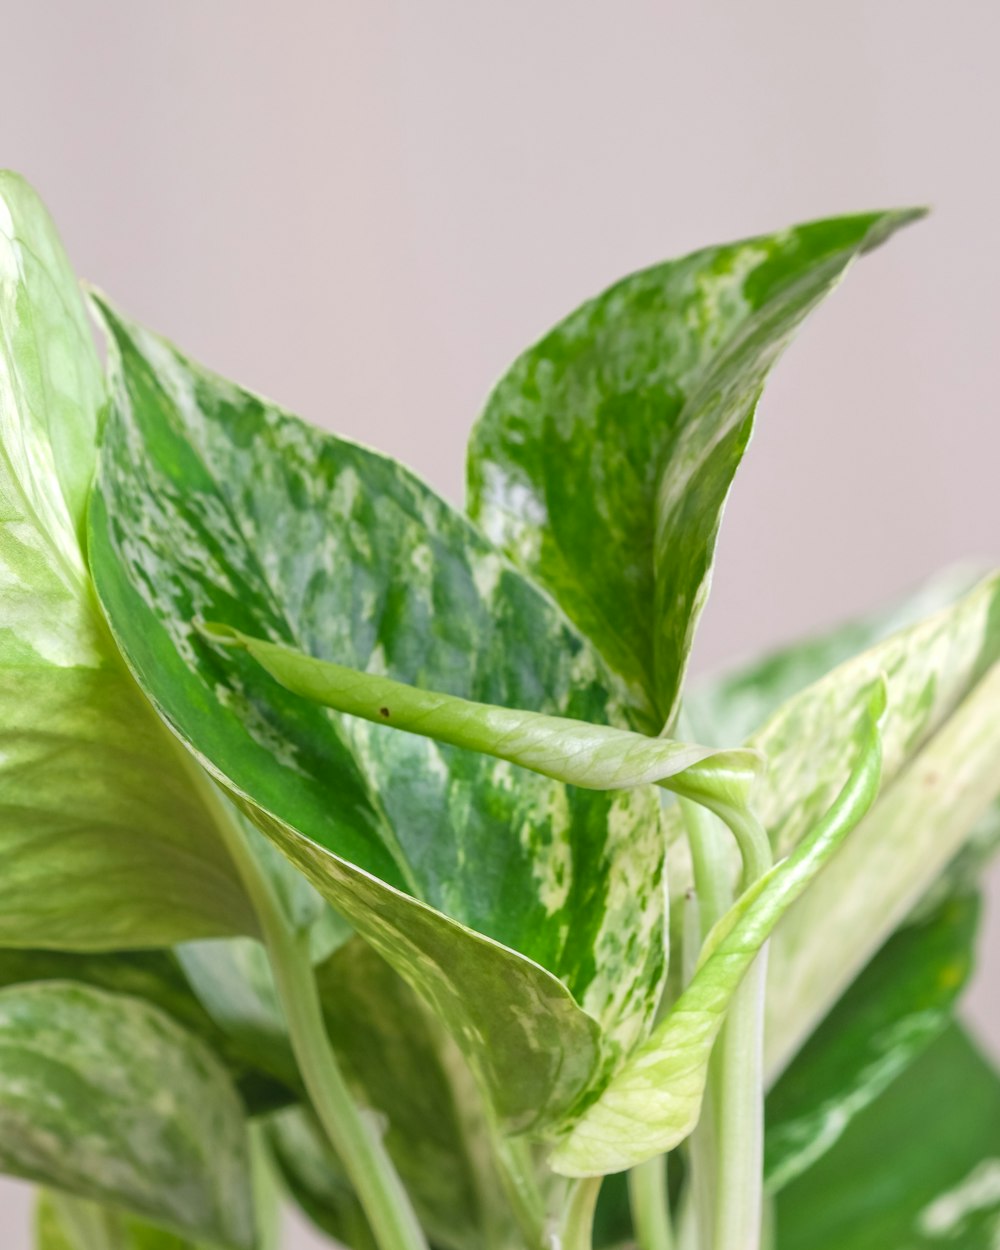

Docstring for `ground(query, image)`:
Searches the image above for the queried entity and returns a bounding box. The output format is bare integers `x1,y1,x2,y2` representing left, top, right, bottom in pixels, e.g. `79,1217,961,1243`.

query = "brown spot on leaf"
380,707,390,718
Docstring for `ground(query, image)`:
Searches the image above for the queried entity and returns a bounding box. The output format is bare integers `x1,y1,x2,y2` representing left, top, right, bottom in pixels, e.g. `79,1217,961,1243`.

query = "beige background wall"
1,2,997,1244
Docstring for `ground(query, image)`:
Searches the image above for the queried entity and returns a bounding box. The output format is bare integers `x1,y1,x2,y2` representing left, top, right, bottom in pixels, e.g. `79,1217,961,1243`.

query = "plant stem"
491,1128,547,1247
708,948,768,1249
184,758,428,1250
629,1154,674,1250
558,1177,603,1250
679,793,771,1250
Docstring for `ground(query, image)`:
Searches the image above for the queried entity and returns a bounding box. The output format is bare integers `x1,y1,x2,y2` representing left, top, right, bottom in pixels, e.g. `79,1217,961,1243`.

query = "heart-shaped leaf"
774,1025,1000,1250
468,210,923,729
0,982,254,1249
0,172,254,949
87,303,668,1132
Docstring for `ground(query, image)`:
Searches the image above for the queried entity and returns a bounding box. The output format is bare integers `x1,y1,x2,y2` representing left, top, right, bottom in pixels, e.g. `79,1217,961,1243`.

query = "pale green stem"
629,1154,674,1250
679,792,772,1250
708,949,769,1250
490,1126,547,1247
558,1177,603,1250
679,796,730,1248
183,758,428,1250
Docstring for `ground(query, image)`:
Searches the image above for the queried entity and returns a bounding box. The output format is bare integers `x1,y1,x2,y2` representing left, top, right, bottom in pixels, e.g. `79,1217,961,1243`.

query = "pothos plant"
1,168,998,1250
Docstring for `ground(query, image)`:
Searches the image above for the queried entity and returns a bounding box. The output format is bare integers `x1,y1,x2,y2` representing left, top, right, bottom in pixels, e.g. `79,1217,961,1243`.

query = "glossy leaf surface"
0,172,253,949
468,210,922,728
551,685,884,1176
87,303,667,1131
0,982,254,1249
775,1026,1000,1250
765,890,979,1190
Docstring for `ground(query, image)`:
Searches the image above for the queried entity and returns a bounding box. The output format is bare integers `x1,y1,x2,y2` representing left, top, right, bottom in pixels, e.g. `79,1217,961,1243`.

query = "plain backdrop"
1,3,997,1245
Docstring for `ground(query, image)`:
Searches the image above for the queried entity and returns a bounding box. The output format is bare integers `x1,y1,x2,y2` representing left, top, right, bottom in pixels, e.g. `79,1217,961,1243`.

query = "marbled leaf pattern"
468,210,923,729
0,982,254,1249
87,302,668,1131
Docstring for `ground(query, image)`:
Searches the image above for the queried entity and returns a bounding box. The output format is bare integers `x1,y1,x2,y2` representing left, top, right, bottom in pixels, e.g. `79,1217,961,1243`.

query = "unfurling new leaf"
550,681,885,1176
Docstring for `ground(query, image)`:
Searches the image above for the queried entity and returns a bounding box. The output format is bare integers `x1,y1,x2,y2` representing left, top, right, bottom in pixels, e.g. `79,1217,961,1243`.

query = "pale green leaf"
0,172,254,949
86,302,665,1132
766,657,1000,1080
468,210,923,728
754,577,1000,1076
36,1190,206,1250
198,621,761,806
550,684,884,1176
685,562,987,748
0,982,254,1249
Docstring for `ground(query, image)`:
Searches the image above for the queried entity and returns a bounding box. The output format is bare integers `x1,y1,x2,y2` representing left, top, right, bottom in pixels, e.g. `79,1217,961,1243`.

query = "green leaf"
86,303,666,1132
199,622,761,804
685,563,987,748
765,890,980,1190
774,1025,1000,1250
468,209,923,729
36,1190,206,1250
550,684,885,1176
0,172,254,949
313,937,516,1250
0,945,293,1115
0,982,254,1249
181,929,514,1249
758,578,1000,1077
679,568,1000,1171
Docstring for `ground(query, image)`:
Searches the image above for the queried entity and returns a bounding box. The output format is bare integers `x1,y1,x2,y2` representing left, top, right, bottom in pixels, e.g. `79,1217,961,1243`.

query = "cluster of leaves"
2,169,999,1249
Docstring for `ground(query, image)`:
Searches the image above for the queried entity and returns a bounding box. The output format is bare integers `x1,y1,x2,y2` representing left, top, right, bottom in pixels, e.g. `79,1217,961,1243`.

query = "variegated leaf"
0,945,293,1115
765,890,979,1191
0,172,254,949
774,1025,1000,1250
550,685,884,1176
87,303,667,1132
766,656,1000,1079
468,210,923,729
0,982,254,1249
667,575,1000,1082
